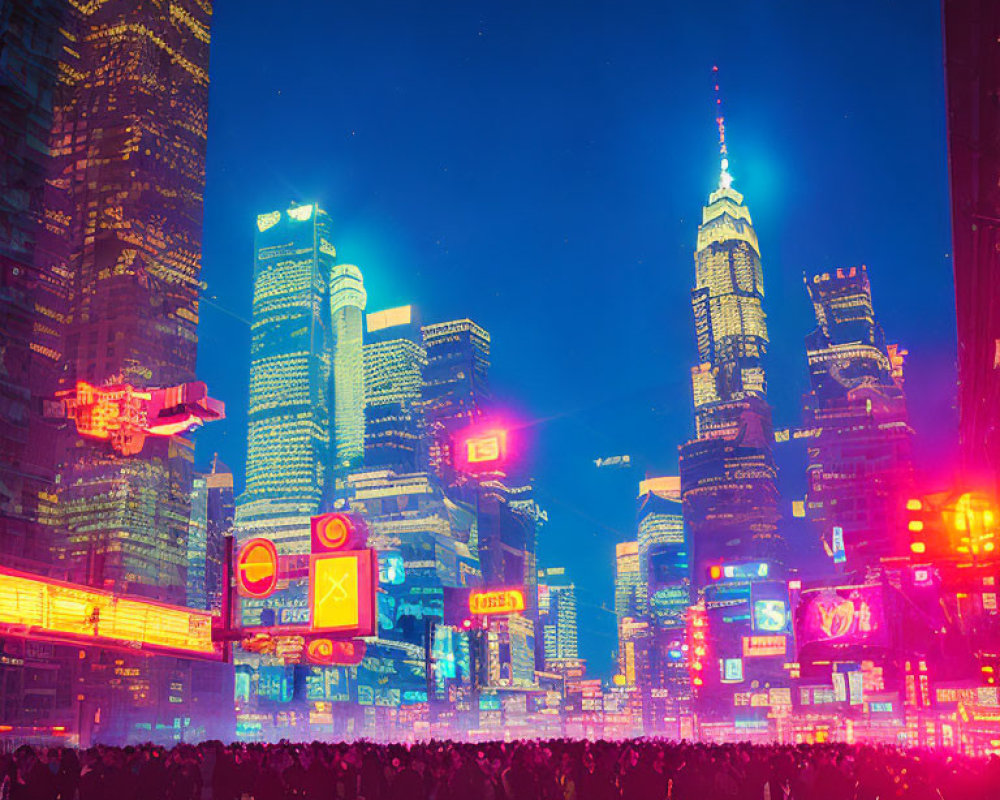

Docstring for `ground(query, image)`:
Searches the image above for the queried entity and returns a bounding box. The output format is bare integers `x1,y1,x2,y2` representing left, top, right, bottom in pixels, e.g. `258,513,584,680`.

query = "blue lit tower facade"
422,319,491,487
363,306,426,473
330,263,367,472
803,266,913,568
679,153,782,589
238,204,335,551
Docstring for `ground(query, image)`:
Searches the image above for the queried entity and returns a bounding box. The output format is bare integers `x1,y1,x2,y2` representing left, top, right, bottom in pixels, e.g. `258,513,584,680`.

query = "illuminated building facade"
614,541,641,675
422,319,491,485
238,204,336,550
330,263,367,471
187,455,232,613
944,0,1000,485
477,479,538,617
679,149,782,588
538,567,579,663
802,266,914,568
364,306,426,473
637,477,691,714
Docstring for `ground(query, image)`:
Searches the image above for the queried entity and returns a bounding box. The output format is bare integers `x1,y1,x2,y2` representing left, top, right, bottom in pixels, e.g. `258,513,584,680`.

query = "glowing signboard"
468,588,525,616
311,512,367,554
742,635,787,658
309,550,377,636
753,600,789,632
306,637,366,666
236,538,279,599
796,585,887,649
454,422,511,474
54,380,224,456
832,526,846,564
0,568,217,657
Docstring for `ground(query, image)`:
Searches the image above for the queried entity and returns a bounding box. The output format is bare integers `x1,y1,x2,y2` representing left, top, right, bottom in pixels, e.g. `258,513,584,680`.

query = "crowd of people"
2,739,999,800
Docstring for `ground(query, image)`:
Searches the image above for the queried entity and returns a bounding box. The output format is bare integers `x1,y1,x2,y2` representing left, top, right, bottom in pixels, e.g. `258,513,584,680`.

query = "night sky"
196,1,955,677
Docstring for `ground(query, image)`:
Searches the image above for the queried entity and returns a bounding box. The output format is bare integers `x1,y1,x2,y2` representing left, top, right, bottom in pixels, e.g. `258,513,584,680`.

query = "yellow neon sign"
0,568,216,656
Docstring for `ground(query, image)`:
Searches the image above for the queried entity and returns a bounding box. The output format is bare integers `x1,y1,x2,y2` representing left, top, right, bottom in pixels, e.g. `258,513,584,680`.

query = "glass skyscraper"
422,319,491,485
330,263,367,471
364,305,425,473
538,567,579,663
238,204,335,550
679,155,782,588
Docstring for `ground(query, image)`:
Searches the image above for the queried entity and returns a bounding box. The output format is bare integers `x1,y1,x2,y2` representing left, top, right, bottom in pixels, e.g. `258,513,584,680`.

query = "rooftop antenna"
713,65,732,190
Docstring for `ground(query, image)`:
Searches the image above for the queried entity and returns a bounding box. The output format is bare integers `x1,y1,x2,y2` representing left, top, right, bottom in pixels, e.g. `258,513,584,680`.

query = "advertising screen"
753,599,789,632
795,585,888,651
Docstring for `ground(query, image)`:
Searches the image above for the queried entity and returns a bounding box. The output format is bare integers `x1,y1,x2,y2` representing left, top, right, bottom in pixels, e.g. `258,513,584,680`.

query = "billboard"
795,585,888,651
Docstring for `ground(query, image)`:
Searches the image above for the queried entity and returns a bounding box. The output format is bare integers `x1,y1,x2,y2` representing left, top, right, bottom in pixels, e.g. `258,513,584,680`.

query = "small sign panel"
469,588,525,615
236,538,279,599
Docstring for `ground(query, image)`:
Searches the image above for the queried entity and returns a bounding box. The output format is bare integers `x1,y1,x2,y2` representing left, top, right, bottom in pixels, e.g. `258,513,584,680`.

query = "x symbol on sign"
320,569,349,607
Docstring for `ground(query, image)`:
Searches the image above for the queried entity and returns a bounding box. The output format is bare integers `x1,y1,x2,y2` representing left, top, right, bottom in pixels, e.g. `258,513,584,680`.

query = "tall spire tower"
679,68,783,590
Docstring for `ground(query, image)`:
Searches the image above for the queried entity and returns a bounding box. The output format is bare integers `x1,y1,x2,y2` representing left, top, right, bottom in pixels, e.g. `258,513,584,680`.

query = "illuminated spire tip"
713,65,732,190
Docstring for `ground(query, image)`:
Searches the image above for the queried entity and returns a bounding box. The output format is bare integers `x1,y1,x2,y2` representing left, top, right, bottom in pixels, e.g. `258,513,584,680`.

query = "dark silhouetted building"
802,266,913,569
944,0,1000,487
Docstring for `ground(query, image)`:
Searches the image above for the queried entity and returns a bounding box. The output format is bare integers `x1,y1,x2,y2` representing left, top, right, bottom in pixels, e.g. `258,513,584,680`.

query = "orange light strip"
0,568,218,657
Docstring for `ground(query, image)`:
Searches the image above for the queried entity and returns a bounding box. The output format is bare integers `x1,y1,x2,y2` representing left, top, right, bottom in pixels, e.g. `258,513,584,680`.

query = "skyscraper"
679,134,782,589
364,305,426,473
238,204,335,550
422,319,491,485
614,540,641,675
944,0,1000,486
41,0,214,603
330,263,367,471
802,266,913,568
637,477,689,628
0,0,68,566
538,567,579,663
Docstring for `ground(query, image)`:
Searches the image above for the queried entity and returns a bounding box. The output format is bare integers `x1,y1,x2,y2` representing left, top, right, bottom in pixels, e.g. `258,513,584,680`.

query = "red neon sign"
236,538,279,599
742,635,787,658
469,588,525,615
455,422,511,474
310,512,367,553
306,637,367,666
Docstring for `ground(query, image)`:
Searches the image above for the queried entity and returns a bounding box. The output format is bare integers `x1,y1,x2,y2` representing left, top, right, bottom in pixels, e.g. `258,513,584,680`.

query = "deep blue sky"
197,0,955,677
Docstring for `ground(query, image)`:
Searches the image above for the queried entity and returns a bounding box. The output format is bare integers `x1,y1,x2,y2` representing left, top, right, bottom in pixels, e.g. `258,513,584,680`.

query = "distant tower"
679,74,782,587
330,263,367,471
363,306,426,472
802,266,913,568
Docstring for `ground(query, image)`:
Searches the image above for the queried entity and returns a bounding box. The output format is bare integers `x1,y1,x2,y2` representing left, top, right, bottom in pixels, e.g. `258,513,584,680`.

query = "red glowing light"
236,538,279,599
306,637,366,666
54,380,224,456
709,565,722,580
454,421,512,474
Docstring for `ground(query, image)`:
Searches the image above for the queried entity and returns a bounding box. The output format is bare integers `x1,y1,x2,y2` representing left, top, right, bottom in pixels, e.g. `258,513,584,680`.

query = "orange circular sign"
236,538,279,598
316,514,351,550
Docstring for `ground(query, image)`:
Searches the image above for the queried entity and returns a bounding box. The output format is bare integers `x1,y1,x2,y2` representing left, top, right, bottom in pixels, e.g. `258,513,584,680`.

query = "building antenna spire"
713,65,732,190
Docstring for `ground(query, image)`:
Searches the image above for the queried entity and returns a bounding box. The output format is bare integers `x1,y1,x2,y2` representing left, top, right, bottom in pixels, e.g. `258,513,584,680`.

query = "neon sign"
54,380,224,456
455,422,511,474
742,635,787,658
236,538,279,599
469,589,525,615
0,567,217,657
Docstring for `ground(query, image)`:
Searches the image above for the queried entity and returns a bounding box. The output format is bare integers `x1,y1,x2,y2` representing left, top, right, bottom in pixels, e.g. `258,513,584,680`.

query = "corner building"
679,162,782,589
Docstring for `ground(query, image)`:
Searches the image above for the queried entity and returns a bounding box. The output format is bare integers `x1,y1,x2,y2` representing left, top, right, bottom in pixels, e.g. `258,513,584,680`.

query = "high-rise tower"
330,263,367,472
41,0,214,602
238,204,335,550
802,266,913,568
364,305,426,472
679,95,782,589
